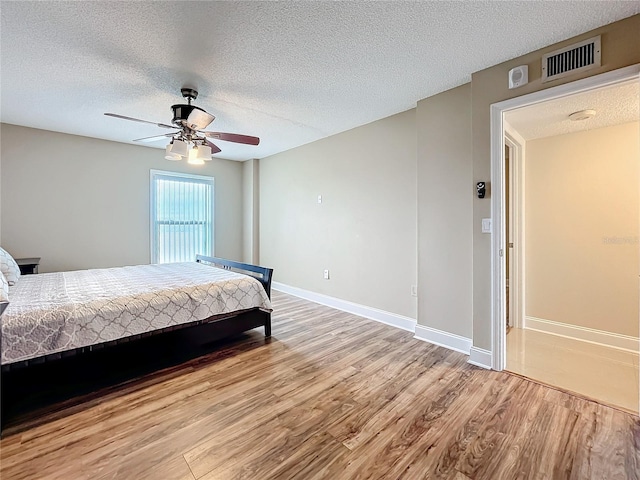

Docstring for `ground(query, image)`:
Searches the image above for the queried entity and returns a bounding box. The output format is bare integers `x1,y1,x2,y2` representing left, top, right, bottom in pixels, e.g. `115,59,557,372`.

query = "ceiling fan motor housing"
171,104,213,131
171,104,197,126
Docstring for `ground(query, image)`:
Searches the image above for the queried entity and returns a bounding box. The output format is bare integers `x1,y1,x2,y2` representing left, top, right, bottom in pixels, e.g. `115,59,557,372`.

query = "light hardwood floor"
507,327,639,413
1,291,639,479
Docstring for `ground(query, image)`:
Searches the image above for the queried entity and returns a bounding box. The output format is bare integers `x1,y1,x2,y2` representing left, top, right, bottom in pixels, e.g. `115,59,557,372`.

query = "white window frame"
150,169,215,264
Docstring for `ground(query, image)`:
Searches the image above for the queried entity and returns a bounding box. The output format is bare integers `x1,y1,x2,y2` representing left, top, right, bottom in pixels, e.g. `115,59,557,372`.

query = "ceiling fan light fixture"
170,139,189,157
187,146,205,165
197,144,212,161
165,144,181,161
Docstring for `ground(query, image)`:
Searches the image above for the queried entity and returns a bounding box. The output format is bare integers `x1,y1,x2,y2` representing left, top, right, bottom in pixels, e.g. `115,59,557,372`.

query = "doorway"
490,65,640,413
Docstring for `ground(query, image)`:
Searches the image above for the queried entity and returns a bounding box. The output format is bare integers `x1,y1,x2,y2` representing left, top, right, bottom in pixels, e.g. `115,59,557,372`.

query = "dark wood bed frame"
0,255,273,434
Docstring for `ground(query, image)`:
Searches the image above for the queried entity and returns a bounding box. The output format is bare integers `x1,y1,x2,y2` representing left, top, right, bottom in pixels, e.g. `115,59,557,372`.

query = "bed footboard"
196,255,273,298
196,255,273,337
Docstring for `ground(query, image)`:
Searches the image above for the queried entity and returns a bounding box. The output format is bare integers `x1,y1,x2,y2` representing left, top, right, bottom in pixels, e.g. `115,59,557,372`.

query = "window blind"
150,170,214,264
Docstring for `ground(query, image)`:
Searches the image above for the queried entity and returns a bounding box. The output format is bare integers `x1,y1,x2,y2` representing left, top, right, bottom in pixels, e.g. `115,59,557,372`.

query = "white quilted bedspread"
1,262,272,365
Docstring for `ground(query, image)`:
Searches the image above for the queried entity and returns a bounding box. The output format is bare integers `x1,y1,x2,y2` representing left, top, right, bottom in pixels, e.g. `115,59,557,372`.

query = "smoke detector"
568,109,596,121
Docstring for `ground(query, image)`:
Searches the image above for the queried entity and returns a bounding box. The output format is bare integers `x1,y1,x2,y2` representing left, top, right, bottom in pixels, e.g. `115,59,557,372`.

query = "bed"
0,255,273,432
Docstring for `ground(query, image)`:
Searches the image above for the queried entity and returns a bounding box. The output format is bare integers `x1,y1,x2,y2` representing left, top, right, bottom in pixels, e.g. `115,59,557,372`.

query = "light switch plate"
481,218,492,233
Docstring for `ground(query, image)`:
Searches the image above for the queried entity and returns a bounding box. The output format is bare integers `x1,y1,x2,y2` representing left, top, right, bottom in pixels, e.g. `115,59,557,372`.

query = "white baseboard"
525,316,639,353
273,282,494,365
413,325,472,355
272,282,417,332
468,347,492,369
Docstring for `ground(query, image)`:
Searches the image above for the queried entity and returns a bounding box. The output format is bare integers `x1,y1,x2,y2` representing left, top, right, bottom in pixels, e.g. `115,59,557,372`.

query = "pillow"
0,247,21,286
0,272,8,302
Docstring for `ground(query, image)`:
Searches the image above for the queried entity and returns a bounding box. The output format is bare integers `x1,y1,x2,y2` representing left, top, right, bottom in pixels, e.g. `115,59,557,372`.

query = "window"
150,170,214,264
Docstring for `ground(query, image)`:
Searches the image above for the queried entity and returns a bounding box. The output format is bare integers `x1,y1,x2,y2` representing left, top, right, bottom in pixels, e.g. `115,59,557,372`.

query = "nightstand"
16,257,40,275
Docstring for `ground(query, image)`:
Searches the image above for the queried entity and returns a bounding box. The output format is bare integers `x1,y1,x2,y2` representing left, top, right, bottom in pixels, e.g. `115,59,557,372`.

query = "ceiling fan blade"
133,133,177,143
201,132,260,146
205,139,222,154
104,113,175,130
186,109,215,130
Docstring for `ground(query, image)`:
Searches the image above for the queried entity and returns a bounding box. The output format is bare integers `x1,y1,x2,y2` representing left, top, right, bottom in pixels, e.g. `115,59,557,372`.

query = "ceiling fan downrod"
181,88,198,106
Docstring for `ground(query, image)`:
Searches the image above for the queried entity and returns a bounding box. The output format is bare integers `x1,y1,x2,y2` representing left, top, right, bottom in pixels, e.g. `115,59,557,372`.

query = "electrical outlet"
317,195,322,204
323,269,330,280
411,285,418,297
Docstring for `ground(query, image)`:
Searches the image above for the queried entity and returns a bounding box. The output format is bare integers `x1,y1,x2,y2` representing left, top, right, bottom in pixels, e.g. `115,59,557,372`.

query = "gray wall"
242,159,260,264
525,122,639,337
416,84,473,338
1,124,243,273
259,110,417,319
0,125,2,243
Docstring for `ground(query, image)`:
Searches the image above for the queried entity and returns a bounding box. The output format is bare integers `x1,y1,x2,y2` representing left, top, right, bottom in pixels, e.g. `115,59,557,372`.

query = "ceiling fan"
104,88,259,164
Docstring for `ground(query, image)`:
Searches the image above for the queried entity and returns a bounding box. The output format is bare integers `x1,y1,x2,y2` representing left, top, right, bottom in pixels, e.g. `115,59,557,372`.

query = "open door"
505,144,514,328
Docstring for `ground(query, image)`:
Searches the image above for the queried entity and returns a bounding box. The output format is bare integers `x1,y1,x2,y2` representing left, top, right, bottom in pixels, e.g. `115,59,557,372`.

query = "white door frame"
490,64,640,371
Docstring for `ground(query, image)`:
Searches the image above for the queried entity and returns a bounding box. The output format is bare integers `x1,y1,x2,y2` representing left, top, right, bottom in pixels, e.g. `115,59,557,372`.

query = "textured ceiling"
505,81,640,140
1,2,639,161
